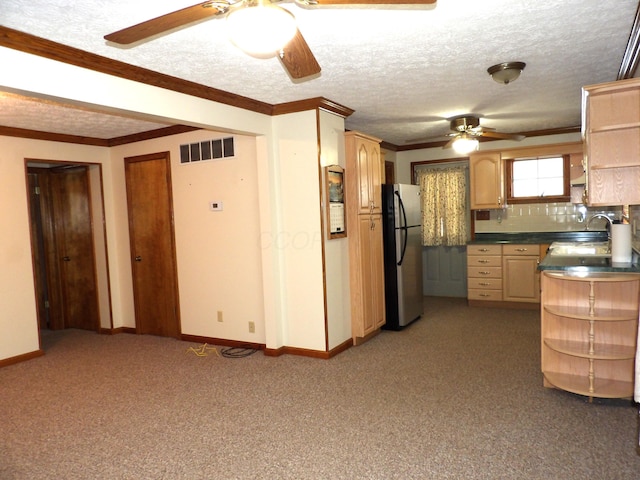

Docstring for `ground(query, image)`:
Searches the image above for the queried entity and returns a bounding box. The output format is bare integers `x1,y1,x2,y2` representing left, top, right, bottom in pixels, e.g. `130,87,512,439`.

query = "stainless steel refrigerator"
381,184,424,330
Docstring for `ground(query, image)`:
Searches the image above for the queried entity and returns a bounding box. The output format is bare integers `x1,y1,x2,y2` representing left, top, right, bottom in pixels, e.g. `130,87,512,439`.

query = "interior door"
125,152,181,338
50,166,100,330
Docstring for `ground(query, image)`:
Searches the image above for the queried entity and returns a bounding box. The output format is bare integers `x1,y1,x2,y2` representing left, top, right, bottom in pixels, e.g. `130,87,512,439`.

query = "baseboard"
102,327,137,334
181,334,264,352
0,349,44,368
264,338,354,359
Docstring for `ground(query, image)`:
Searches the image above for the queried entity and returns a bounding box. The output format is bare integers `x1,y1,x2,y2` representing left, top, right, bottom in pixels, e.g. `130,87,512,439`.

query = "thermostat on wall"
209,201,223,211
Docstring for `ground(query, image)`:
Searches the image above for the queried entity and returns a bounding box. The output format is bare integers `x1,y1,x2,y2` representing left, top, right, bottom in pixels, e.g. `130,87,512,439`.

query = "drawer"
468,266,502,278
467,244,502,255
468,289,503,301
467,277,503,290
467,255,502,267
502,244,540,256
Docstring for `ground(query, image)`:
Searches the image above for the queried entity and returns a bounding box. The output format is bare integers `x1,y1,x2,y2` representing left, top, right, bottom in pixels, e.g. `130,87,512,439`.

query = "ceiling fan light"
452,134,479,154
227,3,297,57
487,61,526,85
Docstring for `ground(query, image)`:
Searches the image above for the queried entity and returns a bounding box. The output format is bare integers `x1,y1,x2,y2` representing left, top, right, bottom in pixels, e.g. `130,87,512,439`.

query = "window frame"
505,154,571,204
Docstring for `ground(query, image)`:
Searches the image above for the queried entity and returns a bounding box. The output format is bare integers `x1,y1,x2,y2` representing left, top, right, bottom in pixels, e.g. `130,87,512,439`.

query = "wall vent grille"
180,137,235,164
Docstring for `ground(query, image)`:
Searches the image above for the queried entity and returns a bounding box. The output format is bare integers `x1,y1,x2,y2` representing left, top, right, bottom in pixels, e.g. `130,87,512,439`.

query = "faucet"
585,213,613,238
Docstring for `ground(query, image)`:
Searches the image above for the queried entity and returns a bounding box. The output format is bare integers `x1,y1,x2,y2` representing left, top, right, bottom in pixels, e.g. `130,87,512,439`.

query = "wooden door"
125,152,181,338
51,167,100,330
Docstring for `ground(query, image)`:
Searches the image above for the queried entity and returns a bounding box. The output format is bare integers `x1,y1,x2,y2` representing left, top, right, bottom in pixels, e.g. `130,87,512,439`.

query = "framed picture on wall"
325,165,346,239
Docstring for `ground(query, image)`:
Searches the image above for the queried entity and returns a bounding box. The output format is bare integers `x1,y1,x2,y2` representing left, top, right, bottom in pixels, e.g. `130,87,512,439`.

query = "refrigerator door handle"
395,191,409,266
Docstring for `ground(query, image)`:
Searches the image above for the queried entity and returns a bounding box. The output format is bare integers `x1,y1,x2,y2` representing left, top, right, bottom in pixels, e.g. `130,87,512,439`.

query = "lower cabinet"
349,214,385,342
502,244,541,303
467,243,541,305
541,271,640,399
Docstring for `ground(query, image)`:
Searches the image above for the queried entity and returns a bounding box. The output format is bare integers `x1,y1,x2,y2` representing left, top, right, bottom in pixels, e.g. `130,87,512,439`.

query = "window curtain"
419,166,468,246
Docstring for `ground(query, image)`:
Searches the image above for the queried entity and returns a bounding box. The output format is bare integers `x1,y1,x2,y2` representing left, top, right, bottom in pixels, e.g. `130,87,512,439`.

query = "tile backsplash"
474,202,623,234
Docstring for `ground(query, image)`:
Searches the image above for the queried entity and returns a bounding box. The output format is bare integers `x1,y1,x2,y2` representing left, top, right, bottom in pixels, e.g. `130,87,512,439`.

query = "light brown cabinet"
469,152,503,210
502,244,540,303
541,271,640,399
345,131,385,344
467,244,541,306
583,78,640,206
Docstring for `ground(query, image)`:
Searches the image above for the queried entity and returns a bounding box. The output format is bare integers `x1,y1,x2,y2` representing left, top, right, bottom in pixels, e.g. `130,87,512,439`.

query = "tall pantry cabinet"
345,131,386,344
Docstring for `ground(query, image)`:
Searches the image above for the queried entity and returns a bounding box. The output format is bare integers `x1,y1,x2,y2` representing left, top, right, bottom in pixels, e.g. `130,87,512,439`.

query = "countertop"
470,231,640,273
538,252,640,273
470,231,609,245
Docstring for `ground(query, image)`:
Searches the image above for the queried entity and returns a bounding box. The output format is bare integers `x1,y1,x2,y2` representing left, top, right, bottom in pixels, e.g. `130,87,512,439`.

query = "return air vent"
180,137,235,164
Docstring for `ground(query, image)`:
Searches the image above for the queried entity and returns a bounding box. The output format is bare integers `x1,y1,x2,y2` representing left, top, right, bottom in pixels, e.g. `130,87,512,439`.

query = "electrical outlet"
217,310,223,322
248,321,255,333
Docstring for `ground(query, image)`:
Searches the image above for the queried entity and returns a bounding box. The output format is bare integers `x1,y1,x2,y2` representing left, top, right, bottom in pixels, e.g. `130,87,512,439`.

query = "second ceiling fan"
104,0,437,81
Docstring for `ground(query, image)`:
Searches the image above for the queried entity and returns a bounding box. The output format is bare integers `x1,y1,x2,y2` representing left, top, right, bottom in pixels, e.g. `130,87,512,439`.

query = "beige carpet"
1,297,638,479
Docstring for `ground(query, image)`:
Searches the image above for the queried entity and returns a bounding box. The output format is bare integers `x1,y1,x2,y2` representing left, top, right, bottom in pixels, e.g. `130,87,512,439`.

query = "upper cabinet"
345,132,383,215
469,152,503,209
583,78,640,206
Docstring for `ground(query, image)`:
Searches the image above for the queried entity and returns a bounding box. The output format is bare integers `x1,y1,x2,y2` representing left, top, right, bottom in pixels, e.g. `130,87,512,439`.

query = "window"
506,155,570,203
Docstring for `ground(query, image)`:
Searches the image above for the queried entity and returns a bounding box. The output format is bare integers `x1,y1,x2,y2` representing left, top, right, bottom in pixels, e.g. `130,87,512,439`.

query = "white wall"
110,130,266,344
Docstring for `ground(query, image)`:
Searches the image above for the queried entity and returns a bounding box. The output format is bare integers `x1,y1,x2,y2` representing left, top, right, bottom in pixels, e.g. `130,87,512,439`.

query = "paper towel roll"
611,223,632,264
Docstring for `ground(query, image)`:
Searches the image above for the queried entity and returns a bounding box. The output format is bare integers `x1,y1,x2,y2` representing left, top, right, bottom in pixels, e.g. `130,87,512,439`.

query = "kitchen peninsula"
538,251,640,399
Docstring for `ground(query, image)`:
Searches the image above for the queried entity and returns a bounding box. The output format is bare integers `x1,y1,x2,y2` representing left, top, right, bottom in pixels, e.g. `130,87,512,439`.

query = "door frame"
25,159,113,336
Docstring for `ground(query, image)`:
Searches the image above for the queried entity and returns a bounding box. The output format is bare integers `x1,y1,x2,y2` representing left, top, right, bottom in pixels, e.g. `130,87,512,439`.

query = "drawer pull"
479,293,491,297
516,248,528,252
478,259,490,264
479,271,491,275
478,248,489,252
479,282,490,286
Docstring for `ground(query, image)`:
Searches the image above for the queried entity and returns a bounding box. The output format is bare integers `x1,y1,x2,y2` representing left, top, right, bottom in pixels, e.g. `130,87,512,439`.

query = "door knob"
135,255,142,262
62,256,70,262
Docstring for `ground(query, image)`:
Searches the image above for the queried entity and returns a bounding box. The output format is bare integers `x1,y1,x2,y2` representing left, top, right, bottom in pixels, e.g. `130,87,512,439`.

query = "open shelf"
543,371,633,399
544,338,636,360
544,304,638,322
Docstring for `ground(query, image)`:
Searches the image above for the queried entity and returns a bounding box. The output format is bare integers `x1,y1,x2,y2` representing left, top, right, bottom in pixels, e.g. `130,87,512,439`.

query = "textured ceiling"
1,0,638,146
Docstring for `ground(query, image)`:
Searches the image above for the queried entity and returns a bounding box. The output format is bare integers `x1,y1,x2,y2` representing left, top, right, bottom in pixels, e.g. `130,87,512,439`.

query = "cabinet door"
355,137,382,214
356,215,385,336
503,256,540,302
469,152,503,209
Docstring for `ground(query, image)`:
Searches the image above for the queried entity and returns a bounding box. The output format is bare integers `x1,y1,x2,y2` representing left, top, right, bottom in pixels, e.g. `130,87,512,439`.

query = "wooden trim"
0,26,273,116
0,349,44,368
181,334,265,352
264,338,353,359
108,125,201,146
394,126,582,152
0,125,110,146
272,97,354,117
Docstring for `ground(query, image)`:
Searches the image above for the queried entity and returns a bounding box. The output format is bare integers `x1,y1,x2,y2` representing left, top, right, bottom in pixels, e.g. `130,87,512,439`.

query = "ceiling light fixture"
487,61,526,85
452,133,479,155
227,0,297,57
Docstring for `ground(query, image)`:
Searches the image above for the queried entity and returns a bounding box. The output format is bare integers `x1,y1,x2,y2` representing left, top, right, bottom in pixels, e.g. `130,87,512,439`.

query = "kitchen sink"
548,241,611,257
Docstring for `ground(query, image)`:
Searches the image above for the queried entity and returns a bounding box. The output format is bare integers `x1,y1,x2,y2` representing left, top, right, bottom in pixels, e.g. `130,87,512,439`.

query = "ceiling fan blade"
479,130,525,141
279,29,321,80
104,1,226,45
311,0,436,4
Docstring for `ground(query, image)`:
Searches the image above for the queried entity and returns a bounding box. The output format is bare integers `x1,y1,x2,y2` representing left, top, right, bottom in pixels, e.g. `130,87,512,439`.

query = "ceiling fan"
408,114,526,153
104,0,437,81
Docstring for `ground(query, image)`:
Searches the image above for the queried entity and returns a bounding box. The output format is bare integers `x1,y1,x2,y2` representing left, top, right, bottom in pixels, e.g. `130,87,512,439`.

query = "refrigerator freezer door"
395,184,422,228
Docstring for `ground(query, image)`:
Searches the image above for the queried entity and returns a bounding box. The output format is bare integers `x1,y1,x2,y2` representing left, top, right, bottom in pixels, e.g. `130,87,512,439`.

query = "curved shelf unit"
540,271,639,399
